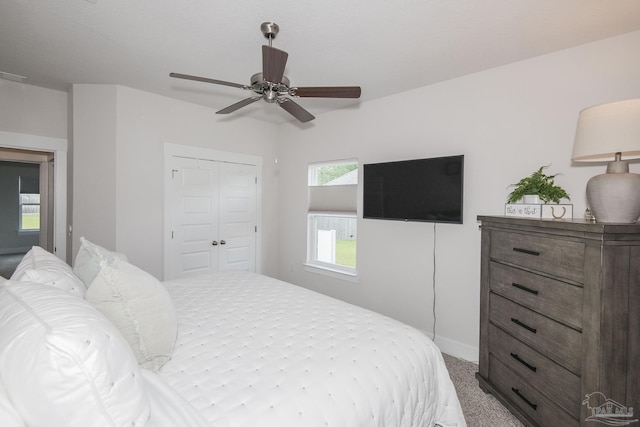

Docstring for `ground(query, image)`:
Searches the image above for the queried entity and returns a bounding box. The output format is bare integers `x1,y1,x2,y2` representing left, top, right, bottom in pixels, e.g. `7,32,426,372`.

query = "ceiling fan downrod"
260,22,279,47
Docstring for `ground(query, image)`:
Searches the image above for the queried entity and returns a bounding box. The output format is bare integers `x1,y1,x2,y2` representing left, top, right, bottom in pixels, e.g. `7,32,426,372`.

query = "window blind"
19,176,39,194
308,184,357,212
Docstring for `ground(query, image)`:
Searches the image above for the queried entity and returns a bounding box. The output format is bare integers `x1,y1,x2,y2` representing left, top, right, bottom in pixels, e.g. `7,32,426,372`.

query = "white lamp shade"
572,98,640,162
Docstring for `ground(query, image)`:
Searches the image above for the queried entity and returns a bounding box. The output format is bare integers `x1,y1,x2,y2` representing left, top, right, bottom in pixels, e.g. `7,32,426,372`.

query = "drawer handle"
512,282,539,295
512,247,540,256
511,317,537,334
510,352,537,372
512,387,538,411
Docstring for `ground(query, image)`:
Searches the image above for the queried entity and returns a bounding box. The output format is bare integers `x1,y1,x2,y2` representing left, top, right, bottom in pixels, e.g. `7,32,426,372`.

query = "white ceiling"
2,0,640,123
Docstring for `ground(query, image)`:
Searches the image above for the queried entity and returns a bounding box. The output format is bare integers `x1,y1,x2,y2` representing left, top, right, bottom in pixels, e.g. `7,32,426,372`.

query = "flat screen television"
363,155,464,224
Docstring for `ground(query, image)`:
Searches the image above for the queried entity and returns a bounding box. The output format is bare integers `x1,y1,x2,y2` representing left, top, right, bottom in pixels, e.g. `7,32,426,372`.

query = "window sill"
18,229,40,235
304,263,358,283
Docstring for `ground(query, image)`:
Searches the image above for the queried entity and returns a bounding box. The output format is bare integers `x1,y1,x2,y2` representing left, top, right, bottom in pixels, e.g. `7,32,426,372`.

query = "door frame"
163,143,263,280
0,131,67,261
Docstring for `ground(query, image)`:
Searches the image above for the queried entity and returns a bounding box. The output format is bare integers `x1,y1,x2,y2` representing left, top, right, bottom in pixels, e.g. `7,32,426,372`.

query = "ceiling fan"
170,22,361,123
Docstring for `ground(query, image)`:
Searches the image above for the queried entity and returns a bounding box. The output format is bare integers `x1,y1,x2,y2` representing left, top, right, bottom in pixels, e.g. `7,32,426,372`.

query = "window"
307,160,358,276
19,176,40,231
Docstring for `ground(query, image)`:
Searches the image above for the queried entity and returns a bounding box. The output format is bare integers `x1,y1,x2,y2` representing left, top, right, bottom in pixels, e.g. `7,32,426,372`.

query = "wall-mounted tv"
363,155,464,224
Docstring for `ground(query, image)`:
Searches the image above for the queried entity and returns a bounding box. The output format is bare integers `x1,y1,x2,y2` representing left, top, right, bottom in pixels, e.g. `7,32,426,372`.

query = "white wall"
0,79,67,139
72,85,280,278
276,30,640,361
71,85,118,253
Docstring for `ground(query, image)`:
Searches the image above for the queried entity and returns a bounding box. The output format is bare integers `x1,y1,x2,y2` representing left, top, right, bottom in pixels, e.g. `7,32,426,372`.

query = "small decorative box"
505,203,573,219
541,204,573,219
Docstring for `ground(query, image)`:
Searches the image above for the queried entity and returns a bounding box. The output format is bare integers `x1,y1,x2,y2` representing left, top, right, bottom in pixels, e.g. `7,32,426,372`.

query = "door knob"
212,241,218,246
220,240,226,245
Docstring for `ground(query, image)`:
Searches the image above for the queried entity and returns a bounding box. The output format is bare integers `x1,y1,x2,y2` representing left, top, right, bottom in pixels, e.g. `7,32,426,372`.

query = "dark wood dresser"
477,215,640,427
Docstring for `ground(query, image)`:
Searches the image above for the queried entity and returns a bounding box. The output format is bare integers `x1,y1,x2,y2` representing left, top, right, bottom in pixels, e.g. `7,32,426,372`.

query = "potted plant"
507,165,570,204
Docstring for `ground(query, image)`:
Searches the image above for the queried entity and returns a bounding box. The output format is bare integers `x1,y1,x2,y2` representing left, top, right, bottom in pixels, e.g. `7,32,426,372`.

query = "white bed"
0,242,466,427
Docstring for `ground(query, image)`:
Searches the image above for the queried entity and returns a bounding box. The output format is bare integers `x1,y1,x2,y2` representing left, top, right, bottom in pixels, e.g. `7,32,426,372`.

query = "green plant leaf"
507,165,570,204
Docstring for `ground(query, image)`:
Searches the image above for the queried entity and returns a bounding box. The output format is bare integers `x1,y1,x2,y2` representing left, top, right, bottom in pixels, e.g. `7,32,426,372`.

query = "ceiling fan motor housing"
250,72,290,88
250,72,290,102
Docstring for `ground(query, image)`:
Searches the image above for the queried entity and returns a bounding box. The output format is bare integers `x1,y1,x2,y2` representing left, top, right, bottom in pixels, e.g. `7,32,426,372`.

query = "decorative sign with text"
505,204,573,219
505,203,541,218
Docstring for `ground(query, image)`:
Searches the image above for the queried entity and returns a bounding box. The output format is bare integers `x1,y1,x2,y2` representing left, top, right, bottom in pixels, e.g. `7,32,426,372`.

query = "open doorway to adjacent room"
0,148,55,278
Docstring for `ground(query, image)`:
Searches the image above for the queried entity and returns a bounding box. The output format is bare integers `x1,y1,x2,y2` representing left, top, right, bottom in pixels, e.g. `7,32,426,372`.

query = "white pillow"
85,258,178,372
73,237,127,287
10,246,85,297
0,280,150,427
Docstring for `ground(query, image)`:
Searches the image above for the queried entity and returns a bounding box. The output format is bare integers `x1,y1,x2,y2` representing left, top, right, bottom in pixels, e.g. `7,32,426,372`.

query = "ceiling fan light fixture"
264,88,279,103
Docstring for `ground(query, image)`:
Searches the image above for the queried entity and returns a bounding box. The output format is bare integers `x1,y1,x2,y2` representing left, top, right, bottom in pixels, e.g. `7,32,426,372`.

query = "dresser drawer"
489,293,582,374
489,355,578,426
490,261,583,330
489,324,580,417
490,230,585,282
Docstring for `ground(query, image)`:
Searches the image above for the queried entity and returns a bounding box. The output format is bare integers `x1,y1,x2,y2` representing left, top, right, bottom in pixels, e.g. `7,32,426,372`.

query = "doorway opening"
0,148,55,278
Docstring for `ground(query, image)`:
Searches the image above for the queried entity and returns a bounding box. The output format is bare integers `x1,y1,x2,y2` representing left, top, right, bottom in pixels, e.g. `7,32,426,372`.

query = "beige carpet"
443,353,524,427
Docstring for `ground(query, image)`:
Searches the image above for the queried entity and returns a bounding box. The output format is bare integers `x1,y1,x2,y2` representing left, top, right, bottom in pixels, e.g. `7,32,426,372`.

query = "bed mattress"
159,271,466,427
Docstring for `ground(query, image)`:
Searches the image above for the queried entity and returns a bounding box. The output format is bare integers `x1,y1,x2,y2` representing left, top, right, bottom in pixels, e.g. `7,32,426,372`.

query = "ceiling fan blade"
170,72,247,89
292,86,362,98
278,98,315,123
216,96,262,114
262,45,288,83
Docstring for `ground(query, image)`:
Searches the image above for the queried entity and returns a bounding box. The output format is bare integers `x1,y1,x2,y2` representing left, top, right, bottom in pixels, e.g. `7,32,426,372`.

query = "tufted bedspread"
158,271,466,427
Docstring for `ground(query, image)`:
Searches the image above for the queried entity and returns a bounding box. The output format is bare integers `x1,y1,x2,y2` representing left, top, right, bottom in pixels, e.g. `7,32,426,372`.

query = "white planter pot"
522,195,542,204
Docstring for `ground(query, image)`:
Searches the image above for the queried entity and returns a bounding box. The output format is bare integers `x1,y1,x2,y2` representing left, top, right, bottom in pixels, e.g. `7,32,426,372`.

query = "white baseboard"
422,330,479,363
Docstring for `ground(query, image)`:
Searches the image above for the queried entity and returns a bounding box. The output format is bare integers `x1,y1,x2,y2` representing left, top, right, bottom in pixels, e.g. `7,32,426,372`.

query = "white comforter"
158,271,466,427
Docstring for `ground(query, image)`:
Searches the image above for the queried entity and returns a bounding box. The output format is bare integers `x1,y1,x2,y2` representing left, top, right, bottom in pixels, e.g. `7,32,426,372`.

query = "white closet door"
165,156,257,279
218,162,257,272
167,156,219,279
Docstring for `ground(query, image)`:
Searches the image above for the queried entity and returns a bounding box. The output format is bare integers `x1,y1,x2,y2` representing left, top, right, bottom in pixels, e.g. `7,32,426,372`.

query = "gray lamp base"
587,167,640,223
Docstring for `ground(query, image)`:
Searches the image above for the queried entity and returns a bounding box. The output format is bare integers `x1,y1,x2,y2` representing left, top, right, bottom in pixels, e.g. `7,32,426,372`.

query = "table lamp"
572,99,640,223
